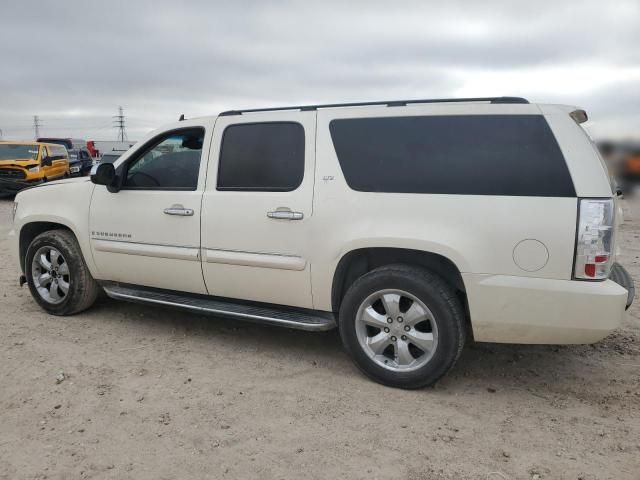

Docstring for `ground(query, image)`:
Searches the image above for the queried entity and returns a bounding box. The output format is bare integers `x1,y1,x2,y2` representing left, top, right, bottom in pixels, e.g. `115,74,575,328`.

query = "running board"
101,283,336,332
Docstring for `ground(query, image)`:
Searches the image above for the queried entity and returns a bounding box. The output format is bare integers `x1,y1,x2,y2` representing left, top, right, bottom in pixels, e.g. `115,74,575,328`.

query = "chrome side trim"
102,284,335,332
92,239,200,261
203,248,306,271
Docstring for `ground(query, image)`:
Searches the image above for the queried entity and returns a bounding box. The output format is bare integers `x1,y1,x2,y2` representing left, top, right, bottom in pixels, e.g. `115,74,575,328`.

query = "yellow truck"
0,141,70,195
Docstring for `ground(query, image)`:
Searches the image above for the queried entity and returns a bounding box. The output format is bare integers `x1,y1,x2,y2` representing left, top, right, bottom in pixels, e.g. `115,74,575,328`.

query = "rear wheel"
25,229,100,315
339,265,465,389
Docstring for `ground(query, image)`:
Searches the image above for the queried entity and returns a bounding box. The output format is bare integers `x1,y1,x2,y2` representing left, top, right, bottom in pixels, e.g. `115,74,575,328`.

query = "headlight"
28,166,40,173
12,202,18,222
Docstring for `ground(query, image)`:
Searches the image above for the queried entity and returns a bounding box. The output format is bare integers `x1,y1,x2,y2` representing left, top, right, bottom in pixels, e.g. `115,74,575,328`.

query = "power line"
112,106,128,142
33,115,42,139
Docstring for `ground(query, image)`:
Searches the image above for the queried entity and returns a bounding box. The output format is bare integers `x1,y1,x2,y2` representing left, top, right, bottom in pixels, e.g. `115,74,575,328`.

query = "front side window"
123,128,204,190
217,122,304,191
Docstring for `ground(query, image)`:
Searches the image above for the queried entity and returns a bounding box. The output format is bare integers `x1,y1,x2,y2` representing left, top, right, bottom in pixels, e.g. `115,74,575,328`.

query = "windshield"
0,144,39,161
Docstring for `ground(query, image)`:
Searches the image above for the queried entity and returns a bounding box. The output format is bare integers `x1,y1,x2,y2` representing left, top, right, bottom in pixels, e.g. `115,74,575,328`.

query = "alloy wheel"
355,289,438,372
31,246,70,304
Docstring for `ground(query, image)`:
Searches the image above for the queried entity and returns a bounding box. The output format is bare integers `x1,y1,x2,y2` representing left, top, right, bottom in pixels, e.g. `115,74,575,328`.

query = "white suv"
10,97,634,388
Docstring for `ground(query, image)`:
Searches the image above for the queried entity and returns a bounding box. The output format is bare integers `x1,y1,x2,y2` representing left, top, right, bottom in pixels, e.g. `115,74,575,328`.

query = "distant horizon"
1,1,639,142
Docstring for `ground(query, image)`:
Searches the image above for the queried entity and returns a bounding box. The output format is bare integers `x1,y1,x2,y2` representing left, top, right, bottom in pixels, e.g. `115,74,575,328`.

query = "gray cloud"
0,0,638,140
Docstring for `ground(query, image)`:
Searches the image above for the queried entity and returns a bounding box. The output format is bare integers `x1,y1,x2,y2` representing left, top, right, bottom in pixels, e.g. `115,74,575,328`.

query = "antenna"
33,115,42,139
113,106,128,141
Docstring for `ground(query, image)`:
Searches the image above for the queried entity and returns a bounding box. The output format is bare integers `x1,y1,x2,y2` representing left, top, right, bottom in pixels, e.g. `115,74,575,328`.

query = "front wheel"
339,265,466,389
25,229,100,315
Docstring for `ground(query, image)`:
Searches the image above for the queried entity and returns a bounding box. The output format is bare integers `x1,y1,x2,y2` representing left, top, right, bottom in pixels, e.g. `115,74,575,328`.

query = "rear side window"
217,122,304,191
329,115,575,197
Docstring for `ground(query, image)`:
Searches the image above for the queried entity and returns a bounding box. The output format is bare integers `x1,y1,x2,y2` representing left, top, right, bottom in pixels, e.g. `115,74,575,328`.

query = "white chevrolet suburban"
10,97,635,388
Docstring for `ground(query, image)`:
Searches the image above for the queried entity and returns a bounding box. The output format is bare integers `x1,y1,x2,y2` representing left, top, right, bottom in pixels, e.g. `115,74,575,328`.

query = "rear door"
200,112,316,308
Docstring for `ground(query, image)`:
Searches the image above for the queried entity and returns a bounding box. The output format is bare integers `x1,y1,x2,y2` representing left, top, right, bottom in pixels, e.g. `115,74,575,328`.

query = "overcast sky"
1,0,639,141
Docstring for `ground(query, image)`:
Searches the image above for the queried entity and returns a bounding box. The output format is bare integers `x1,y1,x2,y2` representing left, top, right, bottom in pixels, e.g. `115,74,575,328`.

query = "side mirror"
41,156,52,167
91,163,117,189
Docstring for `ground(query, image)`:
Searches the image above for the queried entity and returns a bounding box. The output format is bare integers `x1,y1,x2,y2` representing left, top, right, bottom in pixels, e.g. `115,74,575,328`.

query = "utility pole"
33,115,42,139
113,106,128,142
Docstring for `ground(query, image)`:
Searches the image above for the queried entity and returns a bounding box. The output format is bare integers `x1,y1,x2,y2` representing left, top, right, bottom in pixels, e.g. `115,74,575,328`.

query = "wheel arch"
331,247,468,315
19,221,77,273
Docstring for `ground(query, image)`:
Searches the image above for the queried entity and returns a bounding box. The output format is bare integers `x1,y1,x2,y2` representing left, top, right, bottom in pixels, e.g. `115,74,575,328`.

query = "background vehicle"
10,97,635,389
597,140,640,195
0,141,69,194
620,145,640,193
37,137,86,151
68,148,94,177
90,140,136,159
97,148,128,164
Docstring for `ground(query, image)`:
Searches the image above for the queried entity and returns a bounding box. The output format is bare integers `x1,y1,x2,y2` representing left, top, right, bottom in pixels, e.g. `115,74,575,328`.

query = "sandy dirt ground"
0,197,638,480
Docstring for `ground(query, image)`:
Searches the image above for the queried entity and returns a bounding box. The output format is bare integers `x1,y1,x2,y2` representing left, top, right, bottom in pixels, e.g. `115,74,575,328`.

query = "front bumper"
464,273,629,344
0,178,43,194
69,163,92,177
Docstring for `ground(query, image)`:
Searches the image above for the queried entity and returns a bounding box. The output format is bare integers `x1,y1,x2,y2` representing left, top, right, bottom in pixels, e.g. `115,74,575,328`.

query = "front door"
42,145,68,180
201,112,316,309
89,123,212,294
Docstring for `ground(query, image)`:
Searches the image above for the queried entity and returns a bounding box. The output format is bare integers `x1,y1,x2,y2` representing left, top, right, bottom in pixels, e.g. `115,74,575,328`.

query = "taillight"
574,198,615,280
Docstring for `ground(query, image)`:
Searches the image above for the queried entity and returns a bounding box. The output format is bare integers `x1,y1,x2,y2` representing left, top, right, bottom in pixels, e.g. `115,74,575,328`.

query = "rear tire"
25,229,100,315
339,264,465,389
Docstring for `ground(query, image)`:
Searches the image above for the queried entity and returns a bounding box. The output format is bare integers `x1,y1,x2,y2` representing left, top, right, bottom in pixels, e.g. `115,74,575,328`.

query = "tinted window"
217,122,304,191
123,128,204,190
329,115,575,197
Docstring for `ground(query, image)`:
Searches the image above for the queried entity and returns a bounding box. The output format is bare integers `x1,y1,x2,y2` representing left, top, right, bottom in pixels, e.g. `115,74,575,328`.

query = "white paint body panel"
12,178,98,275
200,111,316,308
87,118,214,294
10,101,627,344
465,274,627,343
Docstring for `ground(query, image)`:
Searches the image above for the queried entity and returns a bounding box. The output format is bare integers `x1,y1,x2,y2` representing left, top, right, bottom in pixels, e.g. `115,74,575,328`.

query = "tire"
338,264,466,389
25,229,100,315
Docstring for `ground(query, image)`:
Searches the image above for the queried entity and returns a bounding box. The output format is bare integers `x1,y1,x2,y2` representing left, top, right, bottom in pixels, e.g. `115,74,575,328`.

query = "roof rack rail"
219,96,529,116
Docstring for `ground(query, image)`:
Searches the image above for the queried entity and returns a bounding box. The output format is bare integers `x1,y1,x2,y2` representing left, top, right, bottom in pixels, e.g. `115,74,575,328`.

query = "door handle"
267,209,304,220
164,204,194,216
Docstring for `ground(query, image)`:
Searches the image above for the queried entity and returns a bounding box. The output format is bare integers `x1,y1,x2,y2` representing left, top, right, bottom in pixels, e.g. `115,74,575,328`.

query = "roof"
220,96,529,116
0,140,65,148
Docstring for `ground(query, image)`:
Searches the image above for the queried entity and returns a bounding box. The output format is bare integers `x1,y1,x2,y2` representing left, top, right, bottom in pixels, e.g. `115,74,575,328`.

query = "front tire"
339,265,466,389
25,229,100,315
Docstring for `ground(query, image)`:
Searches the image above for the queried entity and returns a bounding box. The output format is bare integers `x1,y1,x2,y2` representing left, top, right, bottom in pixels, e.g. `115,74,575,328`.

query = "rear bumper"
609,262,635,309
464,273,629,344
